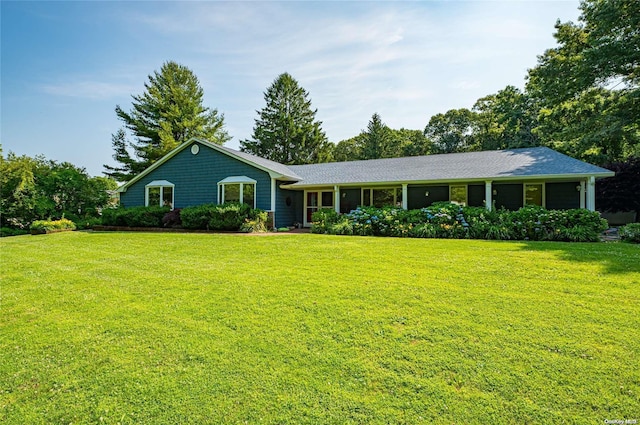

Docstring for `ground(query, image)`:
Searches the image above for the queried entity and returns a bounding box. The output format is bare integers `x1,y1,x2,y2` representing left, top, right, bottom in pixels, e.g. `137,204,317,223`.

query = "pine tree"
104,61,230,181
241,73,331,165
360,113,395,160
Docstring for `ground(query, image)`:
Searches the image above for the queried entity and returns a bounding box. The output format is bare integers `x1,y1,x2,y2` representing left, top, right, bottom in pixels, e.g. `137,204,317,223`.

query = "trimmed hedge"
101,206,169,228
1,227,30,237
101,203,268,232
180,203,265,231
312,202,609,242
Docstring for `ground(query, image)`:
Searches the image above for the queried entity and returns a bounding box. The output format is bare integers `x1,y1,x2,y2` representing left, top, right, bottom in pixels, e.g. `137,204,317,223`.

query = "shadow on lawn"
514,240,640,276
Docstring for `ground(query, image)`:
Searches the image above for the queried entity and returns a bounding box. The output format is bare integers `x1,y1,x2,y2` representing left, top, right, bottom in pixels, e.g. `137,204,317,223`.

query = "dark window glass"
322,191,334,207
243,184,255,206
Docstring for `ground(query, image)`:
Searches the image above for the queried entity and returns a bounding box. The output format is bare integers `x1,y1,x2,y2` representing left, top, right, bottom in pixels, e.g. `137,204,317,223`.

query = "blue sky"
1,1,581,177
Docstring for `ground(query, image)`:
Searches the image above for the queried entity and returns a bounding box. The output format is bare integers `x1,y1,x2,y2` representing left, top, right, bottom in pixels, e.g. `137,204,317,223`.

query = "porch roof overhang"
279,173,615,190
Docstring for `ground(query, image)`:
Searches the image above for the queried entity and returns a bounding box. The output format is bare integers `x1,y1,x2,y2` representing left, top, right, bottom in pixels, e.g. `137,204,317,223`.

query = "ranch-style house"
116,138,615,228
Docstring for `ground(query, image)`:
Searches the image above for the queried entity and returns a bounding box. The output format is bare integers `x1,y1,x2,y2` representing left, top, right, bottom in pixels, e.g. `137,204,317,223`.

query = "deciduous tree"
526,0,640,164
423,109,476,154
2,151,117,229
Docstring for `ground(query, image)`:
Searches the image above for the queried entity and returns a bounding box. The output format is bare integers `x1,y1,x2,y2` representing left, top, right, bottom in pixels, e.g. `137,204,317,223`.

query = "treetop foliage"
241,73,331,165
104,61,230,181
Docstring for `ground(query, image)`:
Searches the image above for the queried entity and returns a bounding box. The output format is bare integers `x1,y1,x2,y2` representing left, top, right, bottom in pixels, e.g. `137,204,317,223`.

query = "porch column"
580,181,586,209
586,176,596,211
402,184,408,209
485,181,492,211
270,178,277,230
334,185,340,214
270,178,277,211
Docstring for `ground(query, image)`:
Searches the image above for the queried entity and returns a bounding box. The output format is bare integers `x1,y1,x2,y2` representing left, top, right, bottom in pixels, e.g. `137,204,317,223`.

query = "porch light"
576,185,582,191
493,189,497,195
425,191,429,197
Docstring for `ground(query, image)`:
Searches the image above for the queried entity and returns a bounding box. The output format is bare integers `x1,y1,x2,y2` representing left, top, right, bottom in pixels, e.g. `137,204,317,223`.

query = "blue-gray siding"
120,142,273,210
275,186,303,227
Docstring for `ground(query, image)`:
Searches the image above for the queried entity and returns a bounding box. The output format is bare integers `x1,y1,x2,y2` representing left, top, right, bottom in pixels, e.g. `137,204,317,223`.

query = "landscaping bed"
312,202,610,242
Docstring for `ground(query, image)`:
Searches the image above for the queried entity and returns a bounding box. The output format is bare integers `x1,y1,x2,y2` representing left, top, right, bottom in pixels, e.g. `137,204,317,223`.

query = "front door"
304,190,334,227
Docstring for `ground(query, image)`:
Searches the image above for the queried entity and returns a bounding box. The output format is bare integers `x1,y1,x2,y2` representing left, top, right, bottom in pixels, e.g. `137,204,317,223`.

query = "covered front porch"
298,177,598,227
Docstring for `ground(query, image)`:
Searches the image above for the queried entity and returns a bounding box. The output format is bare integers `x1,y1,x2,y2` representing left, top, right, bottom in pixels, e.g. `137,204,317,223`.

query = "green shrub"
240,210,269,233
311,208,339,234
619,223,640,243
30,218,77,232
101,206,168,227
329,219,354,235
0,227,29,237
483,224,513,240
73,217,102,230
409,223,437,238
181,203,259,231
180,204,216,230
209,203,252,231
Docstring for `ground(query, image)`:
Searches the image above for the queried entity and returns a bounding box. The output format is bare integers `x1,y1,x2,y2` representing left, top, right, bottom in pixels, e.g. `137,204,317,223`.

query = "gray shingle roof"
284,147,614,187
213,143,301,180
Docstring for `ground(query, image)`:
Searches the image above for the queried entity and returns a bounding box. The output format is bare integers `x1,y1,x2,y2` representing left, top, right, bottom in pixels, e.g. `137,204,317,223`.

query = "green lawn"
1,232,639,424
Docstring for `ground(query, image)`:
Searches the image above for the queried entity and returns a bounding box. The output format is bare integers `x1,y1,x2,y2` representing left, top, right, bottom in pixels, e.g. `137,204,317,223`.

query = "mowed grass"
1,232,639,424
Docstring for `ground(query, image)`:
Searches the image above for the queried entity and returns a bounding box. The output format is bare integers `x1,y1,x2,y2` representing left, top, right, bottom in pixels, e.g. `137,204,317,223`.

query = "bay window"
145,180,174,208
218,176,256,207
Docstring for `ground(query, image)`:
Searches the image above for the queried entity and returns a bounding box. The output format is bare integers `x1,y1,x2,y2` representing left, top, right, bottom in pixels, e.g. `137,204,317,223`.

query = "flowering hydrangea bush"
312,201,608,242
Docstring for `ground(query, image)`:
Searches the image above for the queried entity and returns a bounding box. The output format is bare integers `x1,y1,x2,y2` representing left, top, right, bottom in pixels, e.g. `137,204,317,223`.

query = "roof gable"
118,138,301,192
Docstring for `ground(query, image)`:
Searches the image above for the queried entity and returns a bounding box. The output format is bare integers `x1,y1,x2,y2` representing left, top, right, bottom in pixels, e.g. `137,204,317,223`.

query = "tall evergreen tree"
240,73,331,165
104,61,230,181
360,113,395,160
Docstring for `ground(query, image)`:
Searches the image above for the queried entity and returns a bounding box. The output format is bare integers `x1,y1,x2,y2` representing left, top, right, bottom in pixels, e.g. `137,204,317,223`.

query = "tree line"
103,0,637,178
0,150,118,231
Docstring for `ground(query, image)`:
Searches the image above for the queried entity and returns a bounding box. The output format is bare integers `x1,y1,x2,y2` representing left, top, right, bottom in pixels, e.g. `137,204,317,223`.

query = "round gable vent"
191,144,200,155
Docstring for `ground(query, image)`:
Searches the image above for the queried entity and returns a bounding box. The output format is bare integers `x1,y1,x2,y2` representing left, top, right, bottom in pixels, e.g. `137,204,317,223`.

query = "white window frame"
145,180,174,208
449,184,468,206
361,187,403,208
217,176,257,208
524,183,545,207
